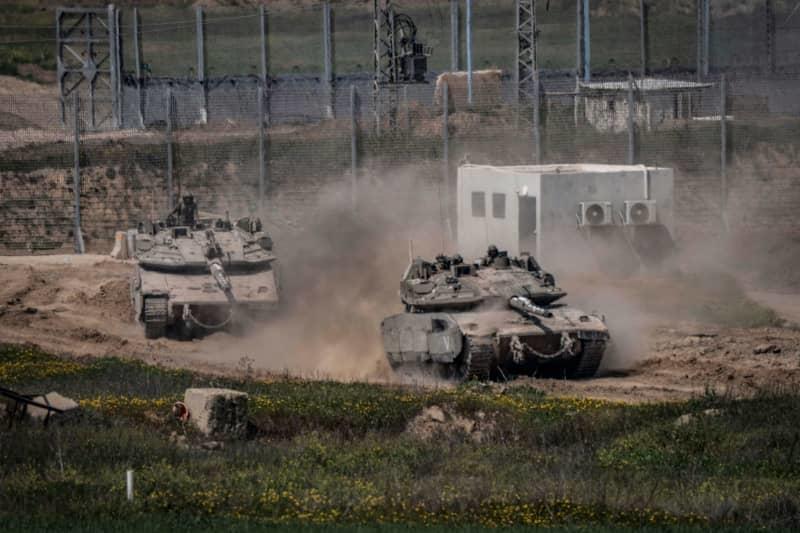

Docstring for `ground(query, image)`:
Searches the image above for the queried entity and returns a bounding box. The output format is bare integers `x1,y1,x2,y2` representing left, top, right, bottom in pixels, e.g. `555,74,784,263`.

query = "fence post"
133,8,144,128
403,85,411,131
196,6,207,123
639,0,648,77
73,92,85,254
466,0,473,105
533,70,542,164
350,85,358,208
450,0,460,71
696,0,708,81
108,4,119,129
765,0,776,75
514,0,521,128
126,470,134,502
116,7,123,127
442,82,450,210
166,88,174,212
703,0,710,77
575,0,582,79
258,86,266,212
323,1,334,119
259,5,270,125
627,73,635,165
582,0,591,81
720,74,728,230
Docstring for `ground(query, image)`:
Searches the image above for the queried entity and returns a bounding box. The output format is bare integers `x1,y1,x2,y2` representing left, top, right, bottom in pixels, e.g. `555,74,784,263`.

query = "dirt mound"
0,75,55,96
406,405,495,443
86,279,133,321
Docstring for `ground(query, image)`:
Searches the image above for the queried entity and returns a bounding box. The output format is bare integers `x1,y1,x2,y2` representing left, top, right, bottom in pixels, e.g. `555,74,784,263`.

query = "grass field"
2,344,799,531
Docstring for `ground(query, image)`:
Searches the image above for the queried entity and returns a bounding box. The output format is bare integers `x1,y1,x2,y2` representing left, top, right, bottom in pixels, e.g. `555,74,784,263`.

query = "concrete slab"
184,388,249,438
27,391,79,421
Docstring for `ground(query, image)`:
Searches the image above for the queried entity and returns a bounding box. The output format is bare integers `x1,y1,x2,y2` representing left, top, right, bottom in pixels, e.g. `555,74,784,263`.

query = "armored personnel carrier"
381,246,609,380
130,196,280,339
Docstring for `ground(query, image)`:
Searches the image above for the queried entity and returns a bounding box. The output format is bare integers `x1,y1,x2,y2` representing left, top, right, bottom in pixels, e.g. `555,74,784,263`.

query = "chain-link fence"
2,1,800,254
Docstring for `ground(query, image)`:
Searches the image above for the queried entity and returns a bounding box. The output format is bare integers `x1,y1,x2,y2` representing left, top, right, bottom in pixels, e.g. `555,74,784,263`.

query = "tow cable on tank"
509,332,578,364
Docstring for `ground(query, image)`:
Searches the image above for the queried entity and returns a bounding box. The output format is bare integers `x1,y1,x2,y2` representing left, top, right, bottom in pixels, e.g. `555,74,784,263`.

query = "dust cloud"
225,169,451,380
196,168,795,380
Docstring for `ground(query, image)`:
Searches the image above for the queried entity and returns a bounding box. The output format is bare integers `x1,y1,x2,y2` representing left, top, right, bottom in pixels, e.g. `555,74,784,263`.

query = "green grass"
2,344,800,530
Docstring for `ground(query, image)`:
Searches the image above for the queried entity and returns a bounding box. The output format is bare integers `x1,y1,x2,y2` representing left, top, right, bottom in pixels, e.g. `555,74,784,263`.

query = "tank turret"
381,245,609,381
130,200,280,340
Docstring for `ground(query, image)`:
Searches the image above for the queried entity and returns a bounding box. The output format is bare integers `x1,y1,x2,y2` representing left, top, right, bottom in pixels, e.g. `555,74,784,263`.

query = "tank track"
567,340,606,379
464,337,494,381
143,297,168,339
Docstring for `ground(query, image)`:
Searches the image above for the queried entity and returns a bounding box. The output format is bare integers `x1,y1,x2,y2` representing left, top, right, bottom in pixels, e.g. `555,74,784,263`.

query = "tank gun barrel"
205,228,235,305
509,295,553,319
208,259,236,304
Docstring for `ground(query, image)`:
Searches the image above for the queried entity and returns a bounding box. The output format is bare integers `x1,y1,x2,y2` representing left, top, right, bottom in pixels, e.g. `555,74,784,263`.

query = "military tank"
130,195,280,339
381,245,609,380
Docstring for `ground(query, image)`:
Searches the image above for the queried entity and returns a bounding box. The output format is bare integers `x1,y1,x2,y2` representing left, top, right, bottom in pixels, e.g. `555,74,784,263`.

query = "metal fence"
2,1,800,254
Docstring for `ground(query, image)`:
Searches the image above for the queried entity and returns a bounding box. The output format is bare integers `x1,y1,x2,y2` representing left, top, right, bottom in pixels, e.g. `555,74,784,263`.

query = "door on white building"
519,196,537,257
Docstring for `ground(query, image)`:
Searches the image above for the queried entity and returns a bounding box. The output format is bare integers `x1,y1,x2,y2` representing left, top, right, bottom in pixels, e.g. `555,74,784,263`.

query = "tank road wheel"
566,340,607,379
143,297,168,340
463,337,494,381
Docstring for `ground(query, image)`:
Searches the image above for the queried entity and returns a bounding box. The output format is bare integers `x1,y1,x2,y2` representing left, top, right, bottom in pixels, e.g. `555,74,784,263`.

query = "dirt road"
0,254,798,402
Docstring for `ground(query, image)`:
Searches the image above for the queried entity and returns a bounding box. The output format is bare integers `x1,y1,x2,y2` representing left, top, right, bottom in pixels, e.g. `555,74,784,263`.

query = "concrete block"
184,388,249,437
27,392,79,421
110,231,129,260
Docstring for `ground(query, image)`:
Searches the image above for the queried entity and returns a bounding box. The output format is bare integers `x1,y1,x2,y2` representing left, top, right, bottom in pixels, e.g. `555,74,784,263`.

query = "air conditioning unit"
579,201,613,226
624,200,658,225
